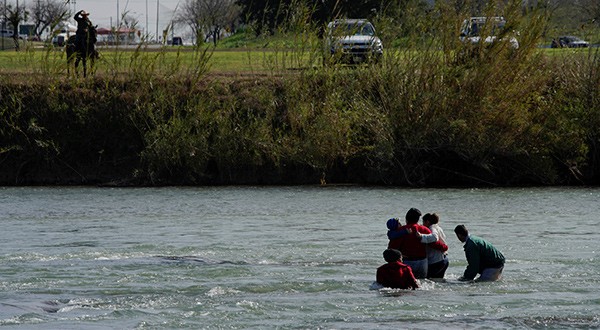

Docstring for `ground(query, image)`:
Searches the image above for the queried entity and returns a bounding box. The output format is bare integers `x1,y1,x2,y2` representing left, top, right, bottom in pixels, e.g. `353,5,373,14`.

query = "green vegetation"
0,2,599,186
0,45,321,74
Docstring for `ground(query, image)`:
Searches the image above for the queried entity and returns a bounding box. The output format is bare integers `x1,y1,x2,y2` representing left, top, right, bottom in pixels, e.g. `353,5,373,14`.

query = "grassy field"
0,40,324,77
0,41,595,79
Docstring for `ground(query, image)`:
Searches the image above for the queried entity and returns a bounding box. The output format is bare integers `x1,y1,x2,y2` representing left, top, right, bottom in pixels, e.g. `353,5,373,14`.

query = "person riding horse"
74,10,94,50
70,9,98,77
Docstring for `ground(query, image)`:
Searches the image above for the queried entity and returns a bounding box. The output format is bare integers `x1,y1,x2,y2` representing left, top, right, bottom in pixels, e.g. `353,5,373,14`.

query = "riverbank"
1,45,599,186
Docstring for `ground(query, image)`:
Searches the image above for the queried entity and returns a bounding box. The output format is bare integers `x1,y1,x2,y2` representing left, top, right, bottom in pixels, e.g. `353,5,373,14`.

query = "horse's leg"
75,56,80,77
90,52,97,75
66,51,70,75
69,56,75,76
82,57,87,78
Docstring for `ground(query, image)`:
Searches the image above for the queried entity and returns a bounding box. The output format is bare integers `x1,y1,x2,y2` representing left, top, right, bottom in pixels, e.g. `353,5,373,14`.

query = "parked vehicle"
324,19,383,65
0,29,27,40
171,36,183,46
551,36,589,48
1,29,14,38
460,16,519,49
52,33,68,47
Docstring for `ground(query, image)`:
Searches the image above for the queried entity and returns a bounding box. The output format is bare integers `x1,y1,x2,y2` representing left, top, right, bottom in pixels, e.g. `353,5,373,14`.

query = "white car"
460,17,519,49
324,19,383,64
1,29,15,38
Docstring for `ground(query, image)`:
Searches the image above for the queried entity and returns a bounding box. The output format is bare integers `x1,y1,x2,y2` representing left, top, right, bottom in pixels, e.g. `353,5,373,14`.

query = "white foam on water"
206,286,241,297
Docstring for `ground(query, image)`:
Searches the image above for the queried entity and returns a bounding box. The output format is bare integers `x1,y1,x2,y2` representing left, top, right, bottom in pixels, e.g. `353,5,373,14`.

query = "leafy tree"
574,0,600,26
236,0,290,35
235,0,389,35
326,0,385,18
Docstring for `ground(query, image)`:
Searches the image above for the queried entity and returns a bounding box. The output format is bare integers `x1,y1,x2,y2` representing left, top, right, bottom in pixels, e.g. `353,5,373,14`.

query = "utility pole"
2,0,5,50
145,0,148,39
156,0,159,43
15,0,19,51
117,0,120,28
37,0,41,37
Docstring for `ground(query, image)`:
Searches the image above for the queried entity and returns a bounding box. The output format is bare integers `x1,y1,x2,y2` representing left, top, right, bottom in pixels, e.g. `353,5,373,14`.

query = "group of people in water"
376,208,505,289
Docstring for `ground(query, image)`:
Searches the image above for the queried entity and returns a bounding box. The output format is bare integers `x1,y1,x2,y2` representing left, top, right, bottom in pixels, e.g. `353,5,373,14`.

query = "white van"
460,17,519,49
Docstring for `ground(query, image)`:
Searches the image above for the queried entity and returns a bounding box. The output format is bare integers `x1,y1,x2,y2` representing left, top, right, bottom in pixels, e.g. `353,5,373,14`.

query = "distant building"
96,27,140,45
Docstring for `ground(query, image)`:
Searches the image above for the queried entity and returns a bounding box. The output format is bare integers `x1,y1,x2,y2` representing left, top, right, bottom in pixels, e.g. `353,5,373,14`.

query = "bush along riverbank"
0,48,598,187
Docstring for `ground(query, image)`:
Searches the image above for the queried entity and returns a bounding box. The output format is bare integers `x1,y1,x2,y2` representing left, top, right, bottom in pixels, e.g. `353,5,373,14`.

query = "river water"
0,186,598,329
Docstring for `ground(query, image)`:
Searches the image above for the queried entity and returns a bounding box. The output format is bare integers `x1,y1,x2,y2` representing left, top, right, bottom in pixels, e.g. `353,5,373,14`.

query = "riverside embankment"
1,46,599,186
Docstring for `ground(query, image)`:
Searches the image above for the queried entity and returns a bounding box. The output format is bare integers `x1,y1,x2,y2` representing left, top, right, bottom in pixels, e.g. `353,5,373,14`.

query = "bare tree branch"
176,0,240,46
29,0,69,39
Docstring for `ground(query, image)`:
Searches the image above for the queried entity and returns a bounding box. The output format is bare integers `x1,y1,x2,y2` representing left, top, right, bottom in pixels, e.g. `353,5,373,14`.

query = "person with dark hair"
422,213,449,279
454,224,505,281
376,249,419,290
387,208,447,279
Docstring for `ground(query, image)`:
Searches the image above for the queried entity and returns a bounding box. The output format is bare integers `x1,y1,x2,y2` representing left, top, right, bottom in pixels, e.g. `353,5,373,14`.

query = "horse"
66,26,99,77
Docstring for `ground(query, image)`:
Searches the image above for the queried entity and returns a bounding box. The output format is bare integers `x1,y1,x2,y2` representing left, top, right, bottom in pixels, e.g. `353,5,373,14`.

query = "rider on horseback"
74,10,93,50
70,10,98,77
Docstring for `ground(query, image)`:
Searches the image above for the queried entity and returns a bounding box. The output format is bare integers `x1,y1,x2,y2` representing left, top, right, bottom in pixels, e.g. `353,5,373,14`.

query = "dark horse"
66,26,99,77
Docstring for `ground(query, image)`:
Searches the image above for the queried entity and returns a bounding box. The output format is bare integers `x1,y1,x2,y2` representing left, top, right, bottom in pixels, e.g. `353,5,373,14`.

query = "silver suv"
324,19,383,64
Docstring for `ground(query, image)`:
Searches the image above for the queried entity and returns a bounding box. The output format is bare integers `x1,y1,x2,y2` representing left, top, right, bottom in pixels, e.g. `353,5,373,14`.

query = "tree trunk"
212,27,220,46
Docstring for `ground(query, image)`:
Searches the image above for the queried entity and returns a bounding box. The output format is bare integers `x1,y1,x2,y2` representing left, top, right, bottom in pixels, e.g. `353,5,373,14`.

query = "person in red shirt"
387,208,447,279
376,249,419,289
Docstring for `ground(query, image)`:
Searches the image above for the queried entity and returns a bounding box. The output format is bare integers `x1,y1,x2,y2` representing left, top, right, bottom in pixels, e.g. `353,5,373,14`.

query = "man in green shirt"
454,225,505,281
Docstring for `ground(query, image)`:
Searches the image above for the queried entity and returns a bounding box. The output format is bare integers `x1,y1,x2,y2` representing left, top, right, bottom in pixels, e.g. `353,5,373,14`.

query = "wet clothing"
388,227,449,278
426,224,449,278
388,224,448,278
388,224,436,279
460,235,505,281
387,224,448,261
427,255,449,278
387,227,449,253
388,224,433,260
426,224,447,264
478,265,504,281
403,258,427,279
376,261,419,289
